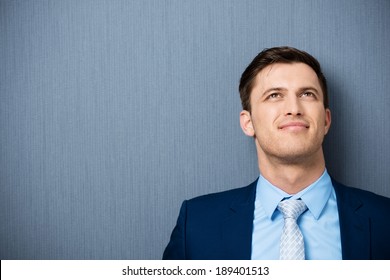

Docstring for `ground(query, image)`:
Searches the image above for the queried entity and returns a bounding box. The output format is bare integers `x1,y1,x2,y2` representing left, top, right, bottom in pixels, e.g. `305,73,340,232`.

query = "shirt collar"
255,169,332,220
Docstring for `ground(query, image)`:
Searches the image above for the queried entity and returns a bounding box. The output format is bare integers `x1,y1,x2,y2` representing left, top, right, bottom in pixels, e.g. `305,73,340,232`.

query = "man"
163,46,390,260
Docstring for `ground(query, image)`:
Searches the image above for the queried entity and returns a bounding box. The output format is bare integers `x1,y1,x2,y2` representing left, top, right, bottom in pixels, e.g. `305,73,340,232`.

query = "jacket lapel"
221,180,257,259
333,180,371,259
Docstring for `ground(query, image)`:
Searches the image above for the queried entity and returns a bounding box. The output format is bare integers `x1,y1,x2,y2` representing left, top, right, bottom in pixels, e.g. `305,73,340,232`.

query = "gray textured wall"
1,0,389,260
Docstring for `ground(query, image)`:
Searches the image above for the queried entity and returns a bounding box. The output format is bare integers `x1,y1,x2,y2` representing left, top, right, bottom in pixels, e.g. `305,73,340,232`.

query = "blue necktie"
277,199,307,260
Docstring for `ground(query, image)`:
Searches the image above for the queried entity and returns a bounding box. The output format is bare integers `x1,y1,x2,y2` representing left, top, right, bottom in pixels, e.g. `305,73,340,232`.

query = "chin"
272,147,320,164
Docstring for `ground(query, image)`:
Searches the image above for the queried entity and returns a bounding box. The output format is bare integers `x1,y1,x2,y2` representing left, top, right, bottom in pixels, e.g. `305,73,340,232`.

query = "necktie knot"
278,199,307,220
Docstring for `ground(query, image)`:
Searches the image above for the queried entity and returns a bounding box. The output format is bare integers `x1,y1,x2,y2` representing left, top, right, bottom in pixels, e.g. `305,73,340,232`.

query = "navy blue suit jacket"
163,179,390,260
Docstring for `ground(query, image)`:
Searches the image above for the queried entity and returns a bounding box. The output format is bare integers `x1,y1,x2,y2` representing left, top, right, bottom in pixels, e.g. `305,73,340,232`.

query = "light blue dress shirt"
251,170,342,260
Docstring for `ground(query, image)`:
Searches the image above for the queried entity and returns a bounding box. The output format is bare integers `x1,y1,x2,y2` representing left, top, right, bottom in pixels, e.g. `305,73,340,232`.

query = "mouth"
278,121,309,131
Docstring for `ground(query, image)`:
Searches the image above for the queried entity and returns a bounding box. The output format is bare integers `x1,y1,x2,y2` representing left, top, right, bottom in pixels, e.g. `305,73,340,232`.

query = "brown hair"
238,46,328,112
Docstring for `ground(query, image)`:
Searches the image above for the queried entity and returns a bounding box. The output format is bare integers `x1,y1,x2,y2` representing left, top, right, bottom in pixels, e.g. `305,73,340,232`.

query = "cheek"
315,113,328,133
255,105,280,120
252,111,273,129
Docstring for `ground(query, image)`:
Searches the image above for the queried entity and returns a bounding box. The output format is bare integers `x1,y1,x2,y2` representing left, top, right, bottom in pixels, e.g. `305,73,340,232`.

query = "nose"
285,95,302,116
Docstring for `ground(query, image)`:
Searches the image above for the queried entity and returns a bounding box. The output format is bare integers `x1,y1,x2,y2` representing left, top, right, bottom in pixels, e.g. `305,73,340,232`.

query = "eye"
301,91,315,98
267,92,282,99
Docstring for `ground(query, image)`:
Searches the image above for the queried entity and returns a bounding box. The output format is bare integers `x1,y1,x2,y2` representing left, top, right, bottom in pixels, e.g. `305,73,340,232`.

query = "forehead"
254,62,322,91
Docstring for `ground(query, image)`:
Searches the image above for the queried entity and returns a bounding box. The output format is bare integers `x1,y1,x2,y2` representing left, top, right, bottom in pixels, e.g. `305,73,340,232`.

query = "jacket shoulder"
162,179,257,260
332,179,390,213
186,179,257,208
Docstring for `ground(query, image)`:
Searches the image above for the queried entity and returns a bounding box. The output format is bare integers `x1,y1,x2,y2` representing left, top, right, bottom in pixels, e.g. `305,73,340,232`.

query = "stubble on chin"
256,135,324,166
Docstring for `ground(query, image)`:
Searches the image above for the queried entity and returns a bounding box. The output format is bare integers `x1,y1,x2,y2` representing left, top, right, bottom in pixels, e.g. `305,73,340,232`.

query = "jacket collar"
221,179,257,259
332,179,370,259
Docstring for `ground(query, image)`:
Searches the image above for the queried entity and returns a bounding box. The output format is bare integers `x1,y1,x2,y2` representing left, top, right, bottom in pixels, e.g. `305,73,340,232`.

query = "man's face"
240,62,331,164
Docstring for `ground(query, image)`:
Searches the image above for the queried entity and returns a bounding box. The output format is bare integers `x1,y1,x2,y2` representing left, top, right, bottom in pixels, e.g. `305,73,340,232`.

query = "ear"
240,110,255,137
324,108,331,135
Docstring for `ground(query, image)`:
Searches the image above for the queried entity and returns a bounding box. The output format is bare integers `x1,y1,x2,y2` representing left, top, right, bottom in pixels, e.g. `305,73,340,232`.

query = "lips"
278,121,309,130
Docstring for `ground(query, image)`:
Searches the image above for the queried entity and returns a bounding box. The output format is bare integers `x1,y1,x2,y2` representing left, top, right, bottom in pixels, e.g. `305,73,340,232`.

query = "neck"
257,150,326,195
